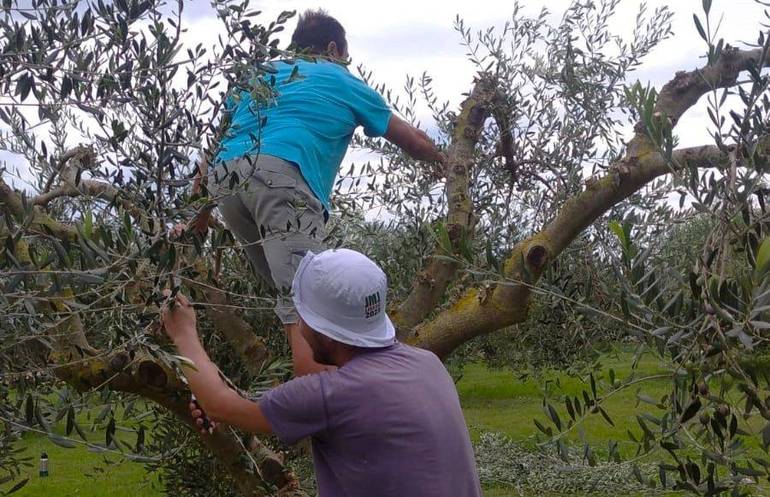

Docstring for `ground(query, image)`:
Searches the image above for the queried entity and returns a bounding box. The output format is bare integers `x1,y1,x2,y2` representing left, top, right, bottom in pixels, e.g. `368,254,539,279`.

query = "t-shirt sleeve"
345,75,392,138
259,374,329,445
223,93,237,113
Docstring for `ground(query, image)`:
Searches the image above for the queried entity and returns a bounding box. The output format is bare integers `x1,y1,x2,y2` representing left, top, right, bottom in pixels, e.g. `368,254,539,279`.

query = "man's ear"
326,41,339,58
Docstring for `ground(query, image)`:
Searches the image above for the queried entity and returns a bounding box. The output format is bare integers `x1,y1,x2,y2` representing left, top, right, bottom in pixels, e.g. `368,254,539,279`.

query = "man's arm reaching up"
383,114,446,167
160,291,273,435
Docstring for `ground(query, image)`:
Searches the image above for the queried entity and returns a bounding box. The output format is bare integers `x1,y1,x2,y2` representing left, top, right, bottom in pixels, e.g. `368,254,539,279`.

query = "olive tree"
2,0,770,495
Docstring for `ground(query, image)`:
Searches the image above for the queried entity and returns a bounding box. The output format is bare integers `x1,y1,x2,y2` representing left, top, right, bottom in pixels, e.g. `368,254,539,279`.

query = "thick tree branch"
410,142,757,358
629,46,769,151
185,270,272,377
491,100,517,180
47,311,303,497
393,77,496,333
31,147,151,230
29,147,223,232
52,349,303,496
41,146,95,194
0,176,78,241
47,290,99,357
410,46,770,358
202,288,271,376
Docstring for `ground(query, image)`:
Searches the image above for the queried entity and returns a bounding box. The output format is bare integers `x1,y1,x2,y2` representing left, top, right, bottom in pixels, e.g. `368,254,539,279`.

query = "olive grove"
2,0,770,495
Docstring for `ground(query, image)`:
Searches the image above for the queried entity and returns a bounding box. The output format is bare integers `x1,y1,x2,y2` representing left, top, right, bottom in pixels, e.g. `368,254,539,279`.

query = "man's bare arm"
383,114,445,164
161,292,273,434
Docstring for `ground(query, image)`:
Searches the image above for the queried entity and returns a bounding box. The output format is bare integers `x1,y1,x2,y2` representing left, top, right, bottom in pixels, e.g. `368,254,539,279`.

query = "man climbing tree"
183,9,445,376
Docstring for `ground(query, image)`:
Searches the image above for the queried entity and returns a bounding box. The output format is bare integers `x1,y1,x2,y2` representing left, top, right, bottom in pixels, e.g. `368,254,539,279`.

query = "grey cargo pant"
211,155,327,324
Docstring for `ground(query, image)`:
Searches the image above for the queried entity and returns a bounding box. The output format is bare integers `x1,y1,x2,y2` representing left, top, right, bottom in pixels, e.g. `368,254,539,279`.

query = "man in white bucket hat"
161,248,482,497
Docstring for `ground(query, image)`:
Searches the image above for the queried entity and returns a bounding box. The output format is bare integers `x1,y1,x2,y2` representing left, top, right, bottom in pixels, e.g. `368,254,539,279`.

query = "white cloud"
202,0,763,147
9,1,764,194
181,0,768,221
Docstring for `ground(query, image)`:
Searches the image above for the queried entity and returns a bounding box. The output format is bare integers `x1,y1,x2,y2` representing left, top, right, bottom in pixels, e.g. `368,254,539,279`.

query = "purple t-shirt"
260,342,481,497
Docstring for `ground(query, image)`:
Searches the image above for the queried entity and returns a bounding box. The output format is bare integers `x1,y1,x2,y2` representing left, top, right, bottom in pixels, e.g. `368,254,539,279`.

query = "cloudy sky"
183,0,765,149
3,0,764,194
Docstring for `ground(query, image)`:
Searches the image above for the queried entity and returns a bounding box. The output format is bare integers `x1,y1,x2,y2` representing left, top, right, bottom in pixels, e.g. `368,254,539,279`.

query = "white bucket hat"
291,248,396,348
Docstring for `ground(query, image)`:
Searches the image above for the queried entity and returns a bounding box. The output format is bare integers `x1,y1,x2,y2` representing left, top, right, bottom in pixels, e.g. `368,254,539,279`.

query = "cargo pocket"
255,168,297,189
289,178,326,238
247,166,301,234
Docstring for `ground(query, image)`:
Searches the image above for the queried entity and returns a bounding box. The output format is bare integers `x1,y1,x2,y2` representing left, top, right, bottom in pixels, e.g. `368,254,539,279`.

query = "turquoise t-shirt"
215,59,392,211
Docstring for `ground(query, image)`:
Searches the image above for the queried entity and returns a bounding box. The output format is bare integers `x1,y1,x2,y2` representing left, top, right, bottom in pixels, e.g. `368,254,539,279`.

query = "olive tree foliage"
353,1,670,255
1,0,770,496
0,1,302,495
513,2,770,493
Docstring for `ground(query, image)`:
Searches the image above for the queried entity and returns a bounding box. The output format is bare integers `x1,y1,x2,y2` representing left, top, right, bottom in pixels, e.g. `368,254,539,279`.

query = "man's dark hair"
290,9,347,55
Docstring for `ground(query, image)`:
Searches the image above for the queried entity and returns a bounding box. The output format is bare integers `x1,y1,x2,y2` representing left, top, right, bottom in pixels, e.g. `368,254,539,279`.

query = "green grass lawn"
10,432,163,497
457,348,673,454
459,349,681,497
3,349,756,496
